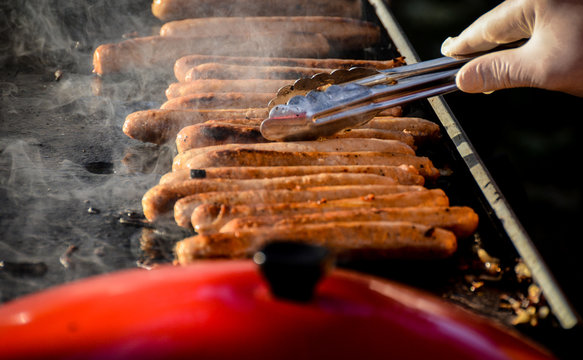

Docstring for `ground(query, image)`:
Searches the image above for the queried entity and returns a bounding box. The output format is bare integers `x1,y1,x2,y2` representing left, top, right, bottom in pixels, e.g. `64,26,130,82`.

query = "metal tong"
259,57,465,141
260,41,525,141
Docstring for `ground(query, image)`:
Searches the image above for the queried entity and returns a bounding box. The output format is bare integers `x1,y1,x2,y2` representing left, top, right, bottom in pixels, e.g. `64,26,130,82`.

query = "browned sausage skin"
152,0,363,21
172,185,426,228
141,174,407,224
165,79,290,99
160,92,274,110
93,32,330,75
191,189,449,233
183,63,335,81
172,149,440,179
220,206,479,238
174,55,405,82
159,164,423,185
175,221,458,263
174,124,417,153
122,109,267,145
160,16,380,51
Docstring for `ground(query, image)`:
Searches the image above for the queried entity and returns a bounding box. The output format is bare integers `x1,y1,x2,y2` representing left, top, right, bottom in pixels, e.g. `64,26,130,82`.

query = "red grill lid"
0,257,555,360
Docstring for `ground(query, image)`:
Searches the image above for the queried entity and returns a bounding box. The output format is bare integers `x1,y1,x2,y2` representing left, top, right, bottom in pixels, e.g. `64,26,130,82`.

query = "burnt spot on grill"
84,161,114,174
0,261,48,277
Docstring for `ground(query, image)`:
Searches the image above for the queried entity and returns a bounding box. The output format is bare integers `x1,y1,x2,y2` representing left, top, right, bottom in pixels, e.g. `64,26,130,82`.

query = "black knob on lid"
254,242,332,302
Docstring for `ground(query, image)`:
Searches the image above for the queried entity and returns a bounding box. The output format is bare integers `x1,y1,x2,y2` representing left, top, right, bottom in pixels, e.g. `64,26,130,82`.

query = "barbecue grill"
1,0,582,358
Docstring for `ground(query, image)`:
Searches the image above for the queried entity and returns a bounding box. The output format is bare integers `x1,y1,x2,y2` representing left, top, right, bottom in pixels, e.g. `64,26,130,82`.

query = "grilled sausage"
160,92,273,110
165,79,290,99
362,117,441,143
175,221,458,263
122,108,267,144
160,16,380,51
175,127,415,154
175,123,268,151
159,164,423,185
328,128,413,143
152,0,363,21
183,63,335,81
173,185,426,228
220,206,479,238
176,122,415,150
142,174,404,225
93,32,329,75
191,189,449,233
174,55,405,82
172,149,440,179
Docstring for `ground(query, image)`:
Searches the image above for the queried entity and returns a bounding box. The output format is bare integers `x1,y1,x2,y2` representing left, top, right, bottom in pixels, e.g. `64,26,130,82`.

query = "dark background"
389,0,583,326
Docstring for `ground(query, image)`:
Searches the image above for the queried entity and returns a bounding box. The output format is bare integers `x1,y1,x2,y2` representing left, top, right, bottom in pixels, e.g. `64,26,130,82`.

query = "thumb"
455,47,538,93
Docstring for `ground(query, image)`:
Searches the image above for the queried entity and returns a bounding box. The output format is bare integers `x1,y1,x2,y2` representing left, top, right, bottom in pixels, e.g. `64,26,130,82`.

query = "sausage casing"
122,108,267,145
174,55,405,82
142,176,412,224
175,221,457,263
172,149,440,179
152,0,363,21
220,206,479,238
191,189,449,233
173,185,425,228
160,164,423,185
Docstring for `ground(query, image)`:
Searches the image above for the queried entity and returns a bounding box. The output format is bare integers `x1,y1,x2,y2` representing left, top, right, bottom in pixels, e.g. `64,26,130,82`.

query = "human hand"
441,0,583,97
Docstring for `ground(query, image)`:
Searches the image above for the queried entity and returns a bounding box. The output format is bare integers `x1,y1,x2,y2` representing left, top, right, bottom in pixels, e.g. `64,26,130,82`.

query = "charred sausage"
160,92,274,110
220,206,479,238
172,149,440,179
122,108,267,145
183,63,335,81
159,164,423,185
152,0,363,21
160,16,380,51
175,123,268,151
174,55,405,82
141,174,405,225
191,189,449,233
175,122,415,150
165,79,290,99
172,185,426,228
175,221,457,262
362,117,442,143
175,128,415,154
93,32,329,75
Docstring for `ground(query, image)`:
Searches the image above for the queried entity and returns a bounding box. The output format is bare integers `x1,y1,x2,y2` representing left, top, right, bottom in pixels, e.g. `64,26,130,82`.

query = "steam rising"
0,1,170,302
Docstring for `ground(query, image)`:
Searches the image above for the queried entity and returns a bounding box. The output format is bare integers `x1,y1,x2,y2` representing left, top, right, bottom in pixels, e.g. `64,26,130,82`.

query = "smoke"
0,0,158,71
0,0,175,303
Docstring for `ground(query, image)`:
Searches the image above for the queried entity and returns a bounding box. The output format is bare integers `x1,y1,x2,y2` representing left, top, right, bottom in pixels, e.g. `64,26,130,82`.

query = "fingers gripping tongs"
260,39,527,141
